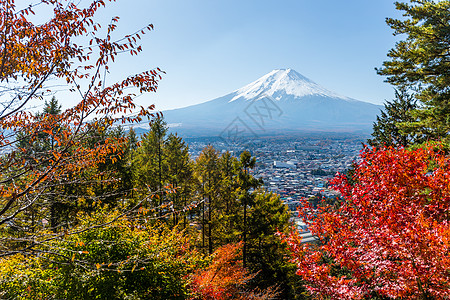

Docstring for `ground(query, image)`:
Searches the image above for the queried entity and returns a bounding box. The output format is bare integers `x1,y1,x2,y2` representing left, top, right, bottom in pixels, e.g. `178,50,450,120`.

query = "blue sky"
92,0,403,110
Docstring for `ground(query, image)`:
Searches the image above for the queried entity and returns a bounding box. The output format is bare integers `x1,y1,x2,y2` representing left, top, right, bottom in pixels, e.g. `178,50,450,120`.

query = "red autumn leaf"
282,146,450,299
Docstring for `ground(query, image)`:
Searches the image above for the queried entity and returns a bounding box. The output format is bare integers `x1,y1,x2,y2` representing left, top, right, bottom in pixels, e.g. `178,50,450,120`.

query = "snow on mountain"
161,69,383,137
230,68,348,102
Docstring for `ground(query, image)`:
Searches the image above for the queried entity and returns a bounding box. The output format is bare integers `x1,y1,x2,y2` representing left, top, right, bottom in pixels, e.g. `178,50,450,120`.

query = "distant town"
186,133,366,212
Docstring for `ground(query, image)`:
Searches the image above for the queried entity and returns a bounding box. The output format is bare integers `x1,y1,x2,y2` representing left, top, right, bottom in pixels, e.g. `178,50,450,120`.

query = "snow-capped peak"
230,68,349,102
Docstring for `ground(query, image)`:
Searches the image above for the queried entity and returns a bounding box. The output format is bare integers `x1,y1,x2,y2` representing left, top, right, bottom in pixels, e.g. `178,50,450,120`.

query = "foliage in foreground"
282,146,450,299
0,209,281,300
0,209,205,299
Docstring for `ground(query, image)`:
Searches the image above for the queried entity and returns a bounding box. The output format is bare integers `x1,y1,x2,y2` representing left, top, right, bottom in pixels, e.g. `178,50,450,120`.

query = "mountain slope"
161,69,382,137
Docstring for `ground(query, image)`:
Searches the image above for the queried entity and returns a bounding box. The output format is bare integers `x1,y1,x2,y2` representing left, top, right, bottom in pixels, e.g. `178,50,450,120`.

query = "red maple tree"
282,146,450,299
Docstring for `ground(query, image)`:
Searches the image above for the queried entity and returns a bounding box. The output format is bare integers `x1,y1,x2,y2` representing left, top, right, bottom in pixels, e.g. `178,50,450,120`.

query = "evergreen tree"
17,97,62,159
96,126,136,206
216,151,241,244
121,128,138,197
152,118,168,211
368,88,419,147
195,146,220,254
247,192,306,299
16,97,64,232
165,133,192,227
237,151,261,268
377,0,450,140
132,117,168,217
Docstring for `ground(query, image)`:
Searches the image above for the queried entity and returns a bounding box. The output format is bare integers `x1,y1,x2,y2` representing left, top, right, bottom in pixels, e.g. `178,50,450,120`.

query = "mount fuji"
161,69,382,137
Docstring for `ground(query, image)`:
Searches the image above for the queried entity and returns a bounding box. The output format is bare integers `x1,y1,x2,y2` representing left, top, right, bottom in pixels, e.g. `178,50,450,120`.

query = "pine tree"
17,97,62,159
377,0,450,140
216,151,240,244
16,97,64,231
165,133,192,227
237,151,261,267
195,146,220,254
368,88,419,147
132,117,168,217
247,192,305,299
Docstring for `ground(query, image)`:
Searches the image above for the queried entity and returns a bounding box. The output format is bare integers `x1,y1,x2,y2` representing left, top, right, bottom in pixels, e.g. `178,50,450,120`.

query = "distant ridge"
150,69,383,137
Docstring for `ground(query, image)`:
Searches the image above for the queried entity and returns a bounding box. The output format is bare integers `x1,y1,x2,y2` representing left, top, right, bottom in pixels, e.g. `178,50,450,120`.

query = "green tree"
237,151,261,268
247,192,305,299
377,0,450,140
15,97,64,232
195,146,221,254
165,133,193,227
133,117,169,217
216,151,240,244
88,125,137,206
17,97,62,154
368,88,419,147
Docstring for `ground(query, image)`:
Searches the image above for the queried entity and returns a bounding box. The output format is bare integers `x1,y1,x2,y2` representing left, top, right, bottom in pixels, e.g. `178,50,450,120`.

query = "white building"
273,160,296,169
